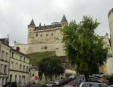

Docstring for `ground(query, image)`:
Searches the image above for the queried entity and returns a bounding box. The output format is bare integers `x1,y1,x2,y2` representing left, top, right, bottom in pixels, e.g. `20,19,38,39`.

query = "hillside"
28,51,56,65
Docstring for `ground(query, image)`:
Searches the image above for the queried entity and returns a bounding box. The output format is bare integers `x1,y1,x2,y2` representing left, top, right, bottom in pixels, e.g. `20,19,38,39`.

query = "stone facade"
100,8,113,75
108,8,113,54
0,41,10,86
9,49,30,87
0,38,30,86
14,15,67,56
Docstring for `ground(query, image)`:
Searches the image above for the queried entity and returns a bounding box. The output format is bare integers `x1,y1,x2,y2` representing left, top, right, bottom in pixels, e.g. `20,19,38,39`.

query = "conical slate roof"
61,15,67,23
29,19,35,26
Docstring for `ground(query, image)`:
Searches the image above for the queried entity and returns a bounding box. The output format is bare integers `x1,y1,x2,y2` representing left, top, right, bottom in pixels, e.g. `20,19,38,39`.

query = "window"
20,56,22,61
15,75,17,82
12,52,14,58
1,51,4,58
36,33,38,37
20,64,22,71
51,33,53,36
24,57,25,62
40,34,42,37
10,61,13,69
10,74,12,82
4,65,7,74
6,52,8,61
46,34,48,36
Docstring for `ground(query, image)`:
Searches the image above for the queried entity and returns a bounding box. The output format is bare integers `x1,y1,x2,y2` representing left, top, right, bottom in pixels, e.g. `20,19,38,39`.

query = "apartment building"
0,40,10,85
9,49,30,87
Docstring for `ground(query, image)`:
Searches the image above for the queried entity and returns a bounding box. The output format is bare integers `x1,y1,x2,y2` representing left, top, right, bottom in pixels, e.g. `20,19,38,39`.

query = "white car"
79,82,108,87
108,85,113,87
45,81,55,87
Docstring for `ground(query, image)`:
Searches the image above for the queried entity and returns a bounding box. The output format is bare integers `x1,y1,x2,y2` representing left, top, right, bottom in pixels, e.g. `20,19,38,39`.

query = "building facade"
108,8,113,54
0,41,10,86
0,38,30,86
14,15,68,56
9,49,30,87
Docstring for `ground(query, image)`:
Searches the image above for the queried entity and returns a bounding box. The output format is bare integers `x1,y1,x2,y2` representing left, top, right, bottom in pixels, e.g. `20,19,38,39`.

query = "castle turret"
28,19,36,28
108,8,113,54
27,19,36,44
61,15,68,26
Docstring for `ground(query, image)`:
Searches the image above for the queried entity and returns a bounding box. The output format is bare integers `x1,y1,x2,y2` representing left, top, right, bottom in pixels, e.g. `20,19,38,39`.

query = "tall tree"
38,56,64,81
61,16,108,76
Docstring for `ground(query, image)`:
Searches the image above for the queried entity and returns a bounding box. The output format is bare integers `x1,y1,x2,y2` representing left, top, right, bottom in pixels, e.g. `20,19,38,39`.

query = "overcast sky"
0,0,113,45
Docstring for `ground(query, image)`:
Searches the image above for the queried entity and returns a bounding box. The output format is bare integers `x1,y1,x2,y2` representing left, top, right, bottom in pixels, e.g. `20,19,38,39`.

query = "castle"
13,9,113,75
14,15,68,56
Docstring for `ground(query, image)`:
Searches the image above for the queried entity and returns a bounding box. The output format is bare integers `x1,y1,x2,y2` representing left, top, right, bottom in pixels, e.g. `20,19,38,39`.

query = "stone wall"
108,9,113,54
14,43,65,56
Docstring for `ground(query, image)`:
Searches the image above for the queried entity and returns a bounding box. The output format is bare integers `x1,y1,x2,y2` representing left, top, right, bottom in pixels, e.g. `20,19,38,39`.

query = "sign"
34,76,38,80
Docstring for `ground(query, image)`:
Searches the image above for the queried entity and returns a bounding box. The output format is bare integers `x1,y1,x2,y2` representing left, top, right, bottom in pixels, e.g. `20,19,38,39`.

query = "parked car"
3,82,17,87
46,81,56,87
108,85,113,87
0,85,3,87
64,84,75,87
54,79,64,86
69,75,76,80
79,82,108,87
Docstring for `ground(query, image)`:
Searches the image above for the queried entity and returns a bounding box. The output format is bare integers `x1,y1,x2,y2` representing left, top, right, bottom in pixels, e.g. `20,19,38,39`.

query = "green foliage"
28,51,56,65
61,16,108,75
39,56,65,80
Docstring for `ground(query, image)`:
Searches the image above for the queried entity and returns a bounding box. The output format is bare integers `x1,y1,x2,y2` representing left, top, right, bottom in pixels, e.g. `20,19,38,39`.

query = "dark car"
3,82,17,87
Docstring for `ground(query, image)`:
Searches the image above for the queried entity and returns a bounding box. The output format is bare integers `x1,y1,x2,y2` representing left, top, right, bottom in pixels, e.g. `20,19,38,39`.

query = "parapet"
35,23,62,30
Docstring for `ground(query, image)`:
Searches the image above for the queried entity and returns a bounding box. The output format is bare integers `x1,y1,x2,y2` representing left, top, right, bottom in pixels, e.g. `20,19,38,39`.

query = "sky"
0,0,113,45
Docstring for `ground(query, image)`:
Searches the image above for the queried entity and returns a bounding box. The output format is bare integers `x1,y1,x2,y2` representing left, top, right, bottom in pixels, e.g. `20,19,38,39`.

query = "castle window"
36,34,38,37
51,33,53,36
46,34,48,36
40,34,42,37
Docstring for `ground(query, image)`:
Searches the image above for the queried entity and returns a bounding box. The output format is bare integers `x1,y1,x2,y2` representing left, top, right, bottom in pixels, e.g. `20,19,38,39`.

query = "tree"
61,16,108,77
38,56,64,81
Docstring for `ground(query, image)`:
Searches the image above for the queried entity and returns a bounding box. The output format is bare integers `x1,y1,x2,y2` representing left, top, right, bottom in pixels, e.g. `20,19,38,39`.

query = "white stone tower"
108,8,113,54
27,19,36,44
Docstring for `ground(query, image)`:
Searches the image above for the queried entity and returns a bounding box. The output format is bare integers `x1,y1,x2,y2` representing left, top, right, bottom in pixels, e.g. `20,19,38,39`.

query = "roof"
61,15,67,23
0,41,29,58
35,23,62,30
108,8,113,17
28,19,35,27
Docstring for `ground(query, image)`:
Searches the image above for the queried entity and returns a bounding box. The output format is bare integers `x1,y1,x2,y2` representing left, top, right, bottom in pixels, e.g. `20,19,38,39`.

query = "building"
29,66,38,85
0,40,10,86
9,49,30,87
14,15,68,56
100,8,113,75
13,12,113,75
0,38,30,86
108,8,113,54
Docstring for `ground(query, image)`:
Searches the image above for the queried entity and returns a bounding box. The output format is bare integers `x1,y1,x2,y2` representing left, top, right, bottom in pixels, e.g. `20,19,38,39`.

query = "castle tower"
61,15,68,26
108,8,113,54
27,19,36,43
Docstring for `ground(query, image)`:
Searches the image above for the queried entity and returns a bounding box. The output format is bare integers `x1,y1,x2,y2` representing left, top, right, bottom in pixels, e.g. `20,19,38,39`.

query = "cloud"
0,0,112,45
